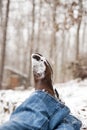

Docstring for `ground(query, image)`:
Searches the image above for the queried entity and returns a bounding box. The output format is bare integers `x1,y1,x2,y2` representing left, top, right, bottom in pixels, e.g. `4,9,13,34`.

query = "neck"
34,78,55,97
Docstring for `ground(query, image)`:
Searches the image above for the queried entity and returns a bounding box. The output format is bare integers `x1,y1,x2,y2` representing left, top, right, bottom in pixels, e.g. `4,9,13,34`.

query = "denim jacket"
0,90,82,130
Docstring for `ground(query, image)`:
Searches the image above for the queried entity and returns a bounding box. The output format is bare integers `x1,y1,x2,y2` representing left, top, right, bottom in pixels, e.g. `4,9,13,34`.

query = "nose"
32,54,40,61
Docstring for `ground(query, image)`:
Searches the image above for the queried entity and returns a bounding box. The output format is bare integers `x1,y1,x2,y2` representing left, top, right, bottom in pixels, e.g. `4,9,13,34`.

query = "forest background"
0,0,87,89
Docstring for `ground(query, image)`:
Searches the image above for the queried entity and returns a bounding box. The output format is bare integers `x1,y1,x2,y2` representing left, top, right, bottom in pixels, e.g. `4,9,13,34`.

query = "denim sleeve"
55,123,75,130
63,114,82,130
55,114,82,130
0,121,33,130
0,91,82,130
0,91,69,130
0,91,50,130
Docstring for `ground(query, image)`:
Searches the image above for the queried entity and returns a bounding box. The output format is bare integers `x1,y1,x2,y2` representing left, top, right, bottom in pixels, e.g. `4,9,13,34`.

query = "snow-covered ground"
0,79,87,130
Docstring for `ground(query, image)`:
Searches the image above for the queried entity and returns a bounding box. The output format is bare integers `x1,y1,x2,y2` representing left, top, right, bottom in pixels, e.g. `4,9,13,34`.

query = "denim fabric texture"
0,90,82,130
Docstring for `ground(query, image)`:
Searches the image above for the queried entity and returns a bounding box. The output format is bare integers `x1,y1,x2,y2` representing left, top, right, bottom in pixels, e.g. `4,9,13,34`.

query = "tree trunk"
35,0,42,53
50,1,57,82
0,0,2,22
61,30,66,82
25,0,35,88
76,0,83,60
0,0,10,89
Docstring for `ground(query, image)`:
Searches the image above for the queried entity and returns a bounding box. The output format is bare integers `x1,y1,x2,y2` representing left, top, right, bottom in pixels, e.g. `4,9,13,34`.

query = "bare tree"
76,0,83,60
49,0,59,82
80,0,87,57
0,0,10,89
0,0,2,68
35,0,42,53
25,0,35,88
0,0,2,23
